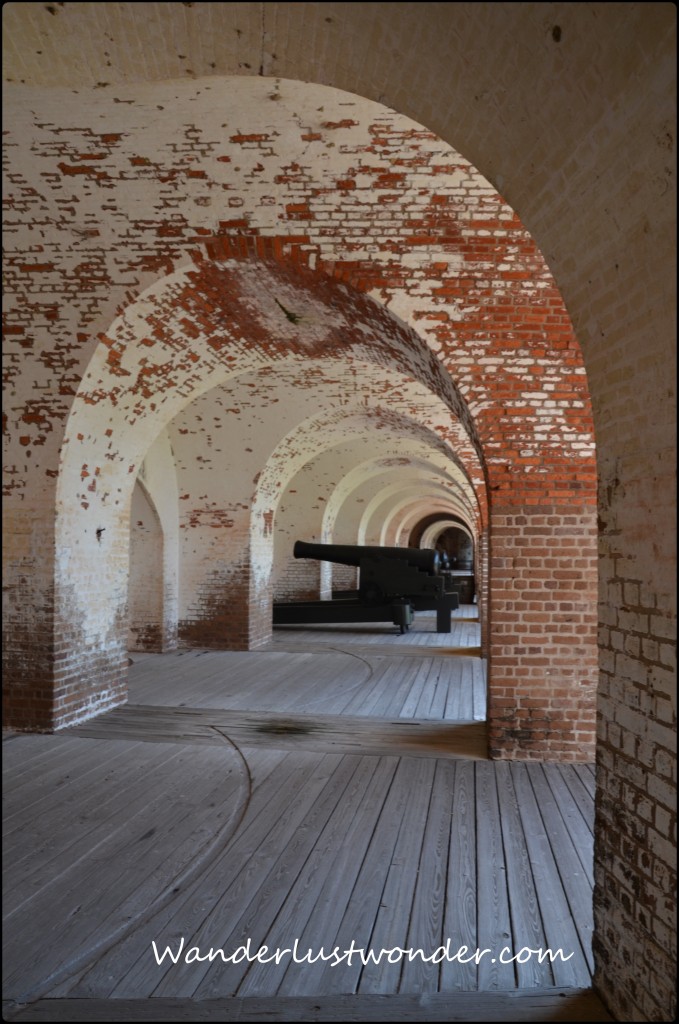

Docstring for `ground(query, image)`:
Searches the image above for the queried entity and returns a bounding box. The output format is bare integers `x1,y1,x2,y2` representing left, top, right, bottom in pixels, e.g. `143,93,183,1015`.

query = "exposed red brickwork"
194,122,596,508
3,95,591,506
274,557,322,603
2,569,57,731
488,506,599,760
2,83,595,760
3,6,675,1021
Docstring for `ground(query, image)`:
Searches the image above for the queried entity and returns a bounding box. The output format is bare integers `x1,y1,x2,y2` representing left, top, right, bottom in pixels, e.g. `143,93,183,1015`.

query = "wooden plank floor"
123,653,486,723
125,611,486,724
3,610,605,1020
70,705,488,761
2,990,614,1021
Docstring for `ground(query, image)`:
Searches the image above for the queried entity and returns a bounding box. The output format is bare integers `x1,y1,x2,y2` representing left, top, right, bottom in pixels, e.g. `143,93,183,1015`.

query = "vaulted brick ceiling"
3,12,675,1022
5,74,594,543
4,14,599,729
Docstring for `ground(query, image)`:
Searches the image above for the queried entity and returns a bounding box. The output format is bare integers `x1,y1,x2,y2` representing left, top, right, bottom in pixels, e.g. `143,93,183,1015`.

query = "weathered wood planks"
3,614,597,1014
2,988,615,1021
70,705,488,761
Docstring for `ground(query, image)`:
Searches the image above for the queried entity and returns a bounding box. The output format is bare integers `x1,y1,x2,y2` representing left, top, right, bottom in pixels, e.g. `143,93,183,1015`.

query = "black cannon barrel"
293,540,440,574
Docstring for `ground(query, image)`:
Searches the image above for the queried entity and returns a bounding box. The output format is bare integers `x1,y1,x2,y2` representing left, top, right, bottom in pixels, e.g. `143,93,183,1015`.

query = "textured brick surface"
3,81,596,755
2,5,675,1021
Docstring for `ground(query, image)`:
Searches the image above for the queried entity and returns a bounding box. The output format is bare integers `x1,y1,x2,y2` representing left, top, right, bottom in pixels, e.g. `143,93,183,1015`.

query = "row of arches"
5,76,598,760
65,260,486,665
48,246,590,762
3,6,674,1018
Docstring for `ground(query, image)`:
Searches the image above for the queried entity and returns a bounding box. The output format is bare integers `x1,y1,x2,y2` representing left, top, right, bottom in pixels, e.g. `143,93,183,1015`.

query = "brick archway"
4,9,674,1019
7,80,597,759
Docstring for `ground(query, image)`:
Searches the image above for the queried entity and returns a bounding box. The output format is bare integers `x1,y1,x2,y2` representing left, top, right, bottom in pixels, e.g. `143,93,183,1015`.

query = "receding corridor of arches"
3,5,675,1023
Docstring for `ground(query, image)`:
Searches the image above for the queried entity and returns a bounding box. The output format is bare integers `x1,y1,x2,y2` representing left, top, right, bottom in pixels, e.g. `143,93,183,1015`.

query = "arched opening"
8,74,595,763
21,75,598,1011
7,24,669,1013
416,516,477,605
127,477,164,653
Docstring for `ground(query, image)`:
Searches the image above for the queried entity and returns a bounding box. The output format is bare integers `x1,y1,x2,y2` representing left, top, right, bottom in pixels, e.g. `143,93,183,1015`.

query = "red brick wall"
3,6,674,1021
488,506,598,759
3,80,596,760
2,506,58,730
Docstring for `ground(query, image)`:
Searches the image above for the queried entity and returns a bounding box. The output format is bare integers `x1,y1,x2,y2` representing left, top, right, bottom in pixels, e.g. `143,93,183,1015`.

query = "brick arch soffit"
251,405,479,573
168,71,595,511
11,75,589,520
420,519,475,550
55,256,484,538
336,471,477,540
306,440,481,538
327,477,476,553
202,362,483,514
359,484,472,548
410,507,478,538
388,499,478,544
320,455,479,545
405,504,476,535
320,446,479,506
132,475,163,537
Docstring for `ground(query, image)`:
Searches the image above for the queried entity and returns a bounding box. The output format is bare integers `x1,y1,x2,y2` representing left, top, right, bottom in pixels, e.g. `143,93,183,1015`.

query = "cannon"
273,541,459,633
293,540,440,573
293,540,443,604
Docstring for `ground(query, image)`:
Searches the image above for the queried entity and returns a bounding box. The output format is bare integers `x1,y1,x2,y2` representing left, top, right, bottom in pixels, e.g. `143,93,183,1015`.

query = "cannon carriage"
272,541,459,634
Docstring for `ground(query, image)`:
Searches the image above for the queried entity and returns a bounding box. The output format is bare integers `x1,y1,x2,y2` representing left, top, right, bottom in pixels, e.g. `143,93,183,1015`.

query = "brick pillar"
2,506,57,730
488,505,598,760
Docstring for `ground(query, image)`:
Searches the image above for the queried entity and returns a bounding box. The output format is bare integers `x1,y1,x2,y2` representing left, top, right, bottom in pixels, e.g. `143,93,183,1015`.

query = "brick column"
488,505,599,760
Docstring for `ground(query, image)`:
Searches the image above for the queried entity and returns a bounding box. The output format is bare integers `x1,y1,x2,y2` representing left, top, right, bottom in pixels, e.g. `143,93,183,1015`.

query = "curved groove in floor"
8,733,252,1005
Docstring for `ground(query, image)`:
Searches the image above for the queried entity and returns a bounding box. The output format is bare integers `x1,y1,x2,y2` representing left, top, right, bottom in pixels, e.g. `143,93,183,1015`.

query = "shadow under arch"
51,256,484,725
127,476,165,653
